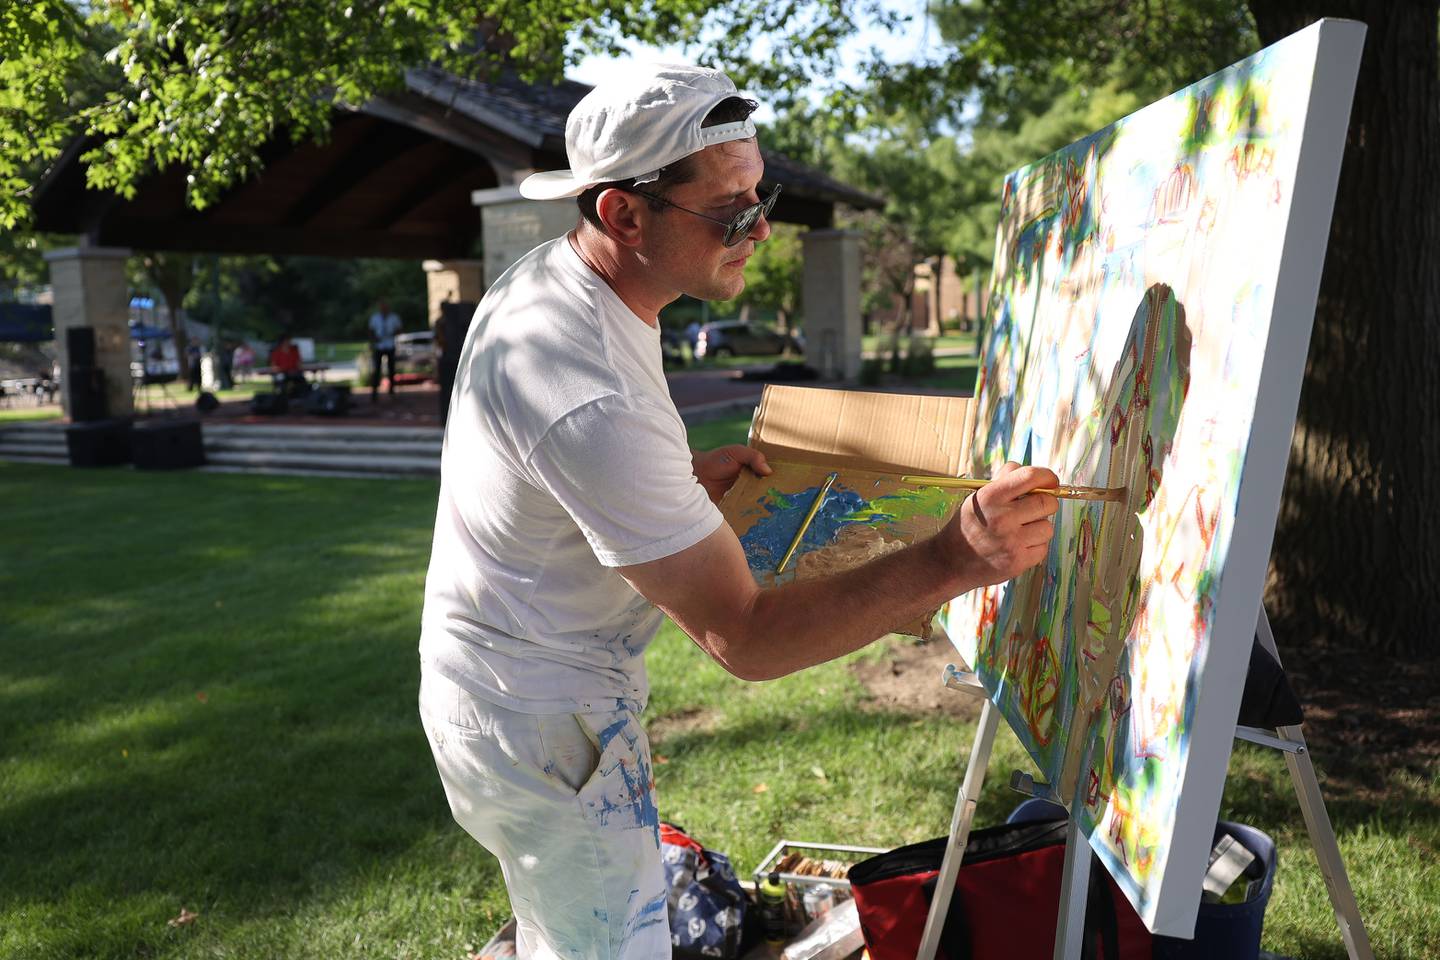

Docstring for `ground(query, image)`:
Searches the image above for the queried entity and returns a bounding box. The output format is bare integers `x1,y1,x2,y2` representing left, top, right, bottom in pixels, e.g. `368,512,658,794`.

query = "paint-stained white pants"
419,669,670,959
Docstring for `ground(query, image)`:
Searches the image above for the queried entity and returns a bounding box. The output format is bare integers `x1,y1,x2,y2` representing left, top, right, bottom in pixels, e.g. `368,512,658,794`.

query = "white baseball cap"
519,63,757,201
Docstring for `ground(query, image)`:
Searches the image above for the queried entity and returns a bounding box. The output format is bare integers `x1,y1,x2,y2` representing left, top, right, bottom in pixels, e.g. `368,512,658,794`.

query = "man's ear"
595,188,646,248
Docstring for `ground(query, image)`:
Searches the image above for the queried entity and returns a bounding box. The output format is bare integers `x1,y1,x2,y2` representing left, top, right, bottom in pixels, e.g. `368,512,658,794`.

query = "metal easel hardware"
1008,770,1058,801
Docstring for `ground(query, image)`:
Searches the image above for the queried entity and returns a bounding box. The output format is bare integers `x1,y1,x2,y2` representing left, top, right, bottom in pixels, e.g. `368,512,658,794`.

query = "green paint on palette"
842,486,954,524
760,488,799,511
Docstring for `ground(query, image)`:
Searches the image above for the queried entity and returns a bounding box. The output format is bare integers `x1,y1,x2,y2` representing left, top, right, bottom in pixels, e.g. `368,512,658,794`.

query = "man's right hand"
930,462,1060,590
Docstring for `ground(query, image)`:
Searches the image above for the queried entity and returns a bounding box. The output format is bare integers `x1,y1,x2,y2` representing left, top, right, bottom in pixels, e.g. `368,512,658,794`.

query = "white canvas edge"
1142,17,1367,938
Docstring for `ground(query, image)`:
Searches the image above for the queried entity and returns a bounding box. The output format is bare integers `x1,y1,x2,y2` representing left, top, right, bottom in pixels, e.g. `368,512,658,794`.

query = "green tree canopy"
0,0,904,236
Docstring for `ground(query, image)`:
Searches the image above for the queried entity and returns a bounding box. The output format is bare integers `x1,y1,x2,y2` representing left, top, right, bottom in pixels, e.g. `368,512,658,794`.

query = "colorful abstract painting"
941,20,1363,935
721,461,957,636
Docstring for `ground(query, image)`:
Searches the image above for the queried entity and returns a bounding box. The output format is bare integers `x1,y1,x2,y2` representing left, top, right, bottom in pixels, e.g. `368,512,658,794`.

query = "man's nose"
748,211,772,244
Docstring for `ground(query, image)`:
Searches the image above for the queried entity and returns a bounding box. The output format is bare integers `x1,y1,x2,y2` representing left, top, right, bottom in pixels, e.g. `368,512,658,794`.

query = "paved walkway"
171,366,771,429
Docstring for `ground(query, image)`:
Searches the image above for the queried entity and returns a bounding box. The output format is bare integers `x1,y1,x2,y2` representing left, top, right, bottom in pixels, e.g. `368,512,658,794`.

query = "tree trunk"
141,253,196,374
1249,0,1440,656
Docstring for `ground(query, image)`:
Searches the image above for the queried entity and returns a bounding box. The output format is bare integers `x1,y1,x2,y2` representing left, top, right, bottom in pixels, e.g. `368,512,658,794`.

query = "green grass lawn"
669,352,807,372
0,405,63,423
685,412,755,451
133,380,269,407
861,332,977,354
3,457,1436,959
132,373,367,408
904,353,980,393
315,341,368,364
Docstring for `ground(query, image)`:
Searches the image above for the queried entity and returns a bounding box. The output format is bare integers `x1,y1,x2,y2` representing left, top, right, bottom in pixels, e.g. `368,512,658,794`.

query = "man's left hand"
692,445,771,504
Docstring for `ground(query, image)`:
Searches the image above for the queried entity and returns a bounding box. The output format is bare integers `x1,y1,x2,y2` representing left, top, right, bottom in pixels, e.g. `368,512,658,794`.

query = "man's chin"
692,276,746,301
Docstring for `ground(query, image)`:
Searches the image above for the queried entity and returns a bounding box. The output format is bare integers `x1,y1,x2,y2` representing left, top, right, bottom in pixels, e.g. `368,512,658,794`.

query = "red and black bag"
848,817,1153,960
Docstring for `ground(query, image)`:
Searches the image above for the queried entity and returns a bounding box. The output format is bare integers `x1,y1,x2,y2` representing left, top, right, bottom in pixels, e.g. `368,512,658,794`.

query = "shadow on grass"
1,464,500,958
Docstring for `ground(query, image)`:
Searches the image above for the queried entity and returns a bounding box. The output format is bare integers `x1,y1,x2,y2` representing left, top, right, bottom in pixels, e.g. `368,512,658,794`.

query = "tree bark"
1249,0,1440,655
141,252,196,370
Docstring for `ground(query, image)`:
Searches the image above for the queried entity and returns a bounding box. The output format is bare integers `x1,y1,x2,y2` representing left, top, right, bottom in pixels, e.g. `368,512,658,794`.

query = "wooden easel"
915,606,1373,960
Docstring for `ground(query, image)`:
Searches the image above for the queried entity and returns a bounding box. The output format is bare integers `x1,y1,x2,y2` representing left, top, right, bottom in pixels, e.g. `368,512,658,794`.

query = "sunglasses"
628,184,782,247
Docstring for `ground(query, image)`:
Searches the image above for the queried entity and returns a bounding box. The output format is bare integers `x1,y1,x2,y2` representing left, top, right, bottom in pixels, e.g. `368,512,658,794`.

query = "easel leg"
916,698,1000,960
1256,610,1374,960
1053,815,1093,960
1279,724,1374,960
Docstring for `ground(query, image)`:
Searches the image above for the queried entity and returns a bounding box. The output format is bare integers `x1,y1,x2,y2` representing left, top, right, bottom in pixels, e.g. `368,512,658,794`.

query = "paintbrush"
775,471,838,574
899,474,1126,503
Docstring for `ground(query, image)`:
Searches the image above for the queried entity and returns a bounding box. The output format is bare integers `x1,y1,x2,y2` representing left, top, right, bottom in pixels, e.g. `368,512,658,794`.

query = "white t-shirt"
419,236,724,715
369,311,403,350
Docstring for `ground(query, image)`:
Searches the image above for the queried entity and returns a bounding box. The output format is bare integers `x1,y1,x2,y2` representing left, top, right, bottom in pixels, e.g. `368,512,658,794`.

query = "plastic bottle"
760,872,789,944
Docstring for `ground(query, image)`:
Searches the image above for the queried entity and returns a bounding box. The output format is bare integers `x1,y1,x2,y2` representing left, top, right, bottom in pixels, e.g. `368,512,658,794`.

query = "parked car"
693,321,801,359
394,330,436,377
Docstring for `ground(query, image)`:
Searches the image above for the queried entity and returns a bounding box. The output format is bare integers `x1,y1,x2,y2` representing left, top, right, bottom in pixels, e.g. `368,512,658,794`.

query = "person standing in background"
368,300,403,403
232,341,255,382
185,337,203,391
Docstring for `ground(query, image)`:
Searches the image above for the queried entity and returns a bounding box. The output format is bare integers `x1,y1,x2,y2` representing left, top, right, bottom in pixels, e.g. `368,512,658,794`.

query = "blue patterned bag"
660,822,758,959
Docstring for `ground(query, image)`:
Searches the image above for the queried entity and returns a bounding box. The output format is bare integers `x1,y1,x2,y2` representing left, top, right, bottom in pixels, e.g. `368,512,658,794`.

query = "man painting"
418,63,1059,958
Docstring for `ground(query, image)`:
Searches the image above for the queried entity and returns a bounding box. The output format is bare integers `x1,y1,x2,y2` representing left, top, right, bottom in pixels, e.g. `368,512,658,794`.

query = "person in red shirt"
269,335,308,396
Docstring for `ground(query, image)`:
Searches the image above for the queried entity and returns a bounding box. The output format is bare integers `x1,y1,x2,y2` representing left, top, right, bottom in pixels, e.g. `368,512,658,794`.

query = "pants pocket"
571,711,660,835
533,713,600,795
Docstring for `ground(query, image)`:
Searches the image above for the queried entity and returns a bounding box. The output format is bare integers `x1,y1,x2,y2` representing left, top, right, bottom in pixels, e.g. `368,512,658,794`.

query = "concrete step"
0,423,67,464
0,449,66,464
200,423,440,475
199,464,402,481
0,423,65,437
202,449,439,476
202,423,443,443
0,420,444,476
0,432,66,452
204,435,441,458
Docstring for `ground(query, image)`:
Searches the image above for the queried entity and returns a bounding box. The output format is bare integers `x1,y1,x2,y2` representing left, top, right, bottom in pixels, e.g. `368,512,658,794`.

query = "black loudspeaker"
438,301,477,425
195,391,220,414
304,384,351,417
66,326,96,367
131,419,205,470
67,365,107,422
250,392,288,415
65,418,132,467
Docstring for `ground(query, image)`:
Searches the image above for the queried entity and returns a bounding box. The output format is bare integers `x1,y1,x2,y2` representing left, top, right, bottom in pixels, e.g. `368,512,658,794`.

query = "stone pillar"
422,259,485,327
44,246,133,419
801,229,864,380
472,185,579,288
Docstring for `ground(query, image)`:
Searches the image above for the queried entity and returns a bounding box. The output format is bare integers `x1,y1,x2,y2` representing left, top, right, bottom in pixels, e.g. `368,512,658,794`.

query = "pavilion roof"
32,67,882,259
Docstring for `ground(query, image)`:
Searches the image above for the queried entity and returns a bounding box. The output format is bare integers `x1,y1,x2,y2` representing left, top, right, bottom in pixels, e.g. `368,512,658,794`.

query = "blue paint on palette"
737,484,869,575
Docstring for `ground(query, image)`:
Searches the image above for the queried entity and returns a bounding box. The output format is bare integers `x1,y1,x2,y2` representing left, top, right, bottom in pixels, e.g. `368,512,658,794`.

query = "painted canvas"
722,461,958,637
941,20,1364,935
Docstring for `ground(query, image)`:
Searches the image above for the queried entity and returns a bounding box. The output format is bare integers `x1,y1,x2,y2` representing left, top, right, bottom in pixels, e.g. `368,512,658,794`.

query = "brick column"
43,246,133,419
472,185,579,288
801,229,864,380
422,259,485,327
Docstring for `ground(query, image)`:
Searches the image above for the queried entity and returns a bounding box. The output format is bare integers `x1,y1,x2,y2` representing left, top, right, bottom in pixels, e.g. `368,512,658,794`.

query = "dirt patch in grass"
850,636,980,721
647,705,721,743
1281,639,1440,798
